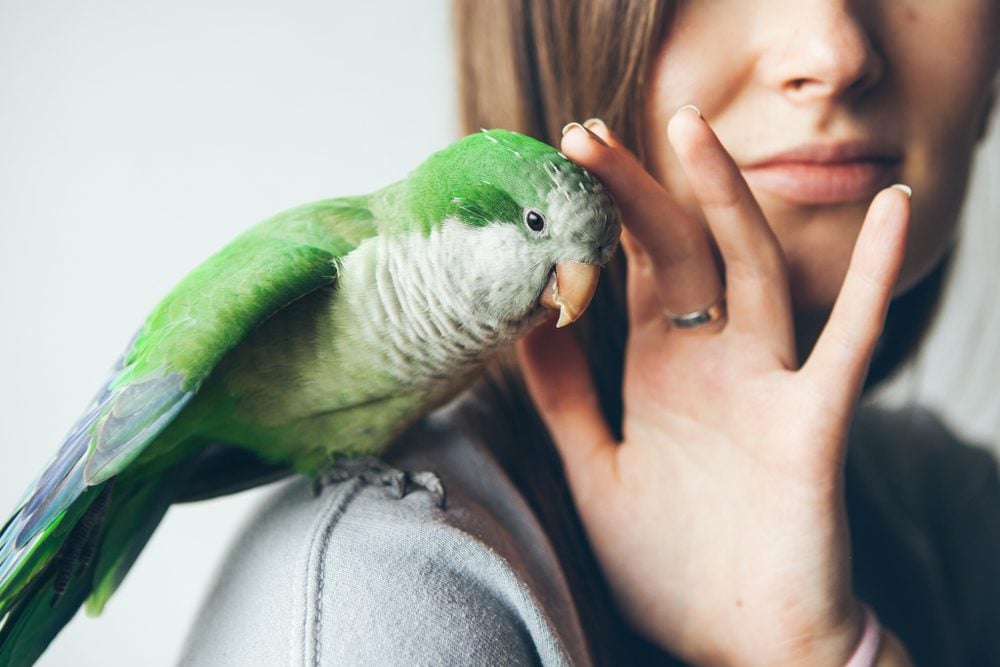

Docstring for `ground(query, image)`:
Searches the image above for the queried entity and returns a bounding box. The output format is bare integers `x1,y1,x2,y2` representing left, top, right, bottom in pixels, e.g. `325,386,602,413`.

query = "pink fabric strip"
845,603,882,667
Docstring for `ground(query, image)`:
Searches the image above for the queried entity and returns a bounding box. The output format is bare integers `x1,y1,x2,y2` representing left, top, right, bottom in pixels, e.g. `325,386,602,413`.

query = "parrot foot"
314,456,446,508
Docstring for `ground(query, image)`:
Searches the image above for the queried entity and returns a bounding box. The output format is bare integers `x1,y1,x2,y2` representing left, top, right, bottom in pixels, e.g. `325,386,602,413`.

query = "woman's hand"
516,109,912,666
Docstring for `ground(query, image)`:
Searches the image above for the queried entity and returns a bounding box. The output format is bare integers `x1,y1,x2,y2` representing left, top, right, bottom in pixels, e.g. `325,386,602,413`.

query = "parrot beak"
540,261,601,328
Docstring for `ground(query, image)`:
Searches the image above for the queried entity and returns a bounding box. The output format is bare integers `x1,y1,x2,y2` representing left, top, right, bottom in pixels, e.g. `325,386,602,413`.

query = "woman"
182,1,1000,664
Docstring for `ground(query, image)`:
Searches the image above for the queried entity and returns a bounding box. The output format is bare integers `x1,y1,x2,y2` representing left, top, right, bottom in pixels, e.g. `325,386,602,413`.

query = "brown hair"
451,0,949,661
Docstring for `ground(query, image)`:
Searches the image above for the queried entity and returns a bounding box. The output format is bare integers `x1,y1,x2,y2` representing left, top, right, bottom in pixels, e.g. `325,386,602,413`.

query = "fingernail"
674,104,703,119
890,183,912,199
561,120,609,147
583,127,609,147
561,121,585,137
582,118,611,146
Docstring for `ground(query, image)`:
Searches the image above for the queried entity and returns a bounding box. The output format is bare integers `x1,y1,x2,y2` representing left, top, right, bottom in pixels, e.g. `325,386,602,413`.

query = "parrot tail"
0,470,184,666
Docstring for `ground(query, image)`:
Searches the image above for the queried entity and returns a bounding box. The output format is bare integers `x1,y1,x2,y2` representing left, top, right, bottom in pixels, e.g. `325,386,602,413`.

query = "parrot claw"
408,470,446,507
314,456,446,508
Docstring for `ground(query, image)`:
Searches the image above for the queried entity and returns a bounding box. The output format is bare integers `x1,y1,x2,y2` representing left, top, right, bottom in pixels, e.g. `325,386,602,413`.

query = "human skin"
517,1,999,666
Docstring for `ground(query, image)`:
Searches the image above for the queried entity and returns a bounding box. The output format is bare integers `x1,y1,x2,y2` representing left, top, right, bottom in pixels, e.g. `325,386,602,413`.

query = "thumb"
516,317,618,507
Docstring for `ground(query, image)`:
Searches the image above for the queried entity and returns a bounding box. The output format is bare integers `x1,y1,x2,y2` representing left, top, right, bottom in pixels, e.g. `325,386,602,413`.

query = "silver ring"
666,296,727,329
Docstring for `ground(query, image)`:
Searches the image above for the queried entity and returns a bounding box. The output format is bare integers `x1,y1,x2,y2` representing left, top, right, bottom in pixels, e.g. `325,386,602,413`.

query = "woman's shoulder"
179,395,590,666
846,401,1000,666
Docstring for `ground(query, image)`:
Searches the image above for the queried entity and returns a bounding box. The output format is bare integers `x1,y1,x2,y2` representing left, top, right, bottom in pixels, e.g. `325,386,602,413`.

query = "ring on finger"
665,296,727,330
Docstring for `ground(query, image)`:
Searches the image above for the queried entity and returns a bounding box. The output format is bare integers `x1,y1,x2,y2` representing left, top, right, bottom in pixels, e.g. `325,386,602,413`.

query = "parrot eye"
524,209,546,233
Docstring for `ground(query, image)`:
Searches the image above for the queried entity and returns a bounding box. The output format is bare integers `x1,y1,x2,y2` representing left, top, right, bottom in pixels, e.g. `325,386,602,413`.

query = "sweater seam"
295,478,365,667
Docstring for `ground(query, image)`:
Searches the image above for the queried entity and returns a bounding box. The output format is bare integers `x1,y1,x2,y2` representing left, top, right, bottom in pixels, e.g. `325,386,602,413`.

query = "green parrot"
0,129,620,665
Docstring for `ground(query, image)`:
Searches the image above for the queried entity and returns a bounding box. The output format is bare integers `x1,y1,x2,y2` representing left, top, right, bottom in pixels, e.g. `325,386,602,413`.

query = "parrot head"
401,129,621,331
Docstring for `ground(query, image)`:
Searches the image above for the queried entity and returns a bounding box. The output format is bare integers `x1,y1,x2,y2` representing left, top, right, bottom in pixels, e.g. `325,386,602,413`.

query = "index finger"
561,121,723,321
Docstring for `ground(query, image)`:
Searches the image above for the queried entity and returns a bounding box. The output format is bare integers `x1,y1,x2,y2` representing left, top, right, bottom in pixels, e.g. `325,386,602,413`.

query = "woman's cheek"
879,2,999,294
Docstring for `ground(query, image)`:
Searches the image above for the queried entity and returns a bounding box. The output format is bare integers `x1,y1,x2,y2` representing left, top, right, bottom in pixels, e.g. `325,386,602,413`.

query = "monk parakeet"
0,129,620,665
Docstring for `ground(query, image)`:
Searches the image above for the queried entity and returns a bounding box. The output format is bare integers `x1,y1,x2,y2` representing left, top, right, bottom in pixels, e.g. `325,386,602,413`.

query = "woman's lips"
741,158,901,205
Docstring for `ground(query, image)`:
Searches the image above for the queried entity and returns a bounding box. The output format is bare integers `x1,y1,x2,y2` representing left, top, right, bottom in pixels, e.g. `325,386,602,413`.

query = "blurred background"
0,1,997,665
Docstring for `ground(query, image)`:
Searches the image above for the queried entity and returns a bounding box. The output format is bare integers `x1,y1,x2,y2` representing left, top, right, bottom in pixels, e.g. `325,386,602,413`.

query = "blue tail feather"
0,337,190,615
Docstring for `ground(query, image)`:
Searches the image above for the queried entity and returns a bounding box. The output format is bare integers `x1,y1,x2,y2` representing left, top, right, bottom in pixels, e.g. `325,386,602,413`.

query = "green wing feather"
0,197,379,662
85,197,377,485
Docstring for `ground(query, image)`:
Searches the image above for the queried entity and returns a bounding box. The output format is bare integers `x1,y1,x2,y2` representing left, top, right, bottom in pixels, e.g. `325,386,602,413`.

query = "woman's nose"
756,1,884,105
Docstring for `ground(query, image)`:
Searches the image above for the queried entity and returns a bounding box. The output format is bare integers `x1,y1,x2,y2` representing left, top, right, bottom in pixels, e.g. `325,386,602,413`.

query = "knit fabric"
179,399,588,666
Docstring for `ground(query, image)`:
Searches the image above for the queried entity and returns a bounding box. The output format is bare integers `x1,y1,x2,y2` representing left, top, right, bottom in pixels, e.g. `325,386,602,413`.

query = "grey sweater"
179,395,1000,666
179,397,589,666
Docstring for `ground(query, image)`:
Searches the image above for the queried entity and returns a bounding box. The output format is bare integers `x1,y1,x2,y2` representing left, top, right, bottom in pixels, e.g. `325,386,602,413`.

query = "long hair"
450,1,949,661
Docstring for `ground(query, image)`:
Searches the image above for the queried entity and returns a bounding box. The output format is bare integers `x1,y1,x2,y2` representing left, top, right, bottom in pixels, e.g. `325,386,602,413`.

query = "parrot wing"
87,196,379,485
0,197,378,617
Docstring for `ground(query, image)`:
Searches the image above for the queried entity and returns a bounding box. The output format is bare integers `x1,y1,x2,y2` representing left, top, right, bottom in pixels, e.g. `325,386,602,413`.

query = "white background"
0,1,997,665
